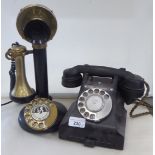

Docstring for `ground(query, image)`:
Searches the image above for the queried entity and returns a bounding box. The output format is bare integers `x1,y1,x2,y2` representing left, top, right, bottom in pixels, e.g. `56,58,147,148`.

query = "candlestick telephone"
59,65,146,150
5,5,67,133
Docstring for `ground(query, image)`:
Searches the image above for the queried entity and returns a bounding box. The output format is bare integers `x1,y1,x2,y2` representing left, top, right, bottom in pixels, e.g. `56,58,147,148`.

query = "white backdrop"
1,0,153,97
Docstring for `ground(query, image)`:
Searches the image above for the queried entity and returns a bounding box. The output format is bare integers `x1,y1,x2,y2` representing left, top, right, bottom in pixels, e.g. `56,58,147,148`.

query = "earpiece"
118,75,145,104
62,68,83,88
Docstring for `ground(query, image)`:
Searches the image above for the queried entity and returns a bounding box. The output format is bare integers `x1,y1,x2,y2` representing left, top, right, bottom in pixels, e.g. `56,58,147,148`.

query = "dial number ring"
24,98,58,131
77,88,112,122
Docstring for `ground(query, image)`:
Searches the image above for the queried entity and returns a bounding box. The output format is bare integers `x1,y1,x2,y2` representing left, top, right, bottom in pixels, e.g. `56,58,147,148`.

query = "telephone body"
59,65,145,150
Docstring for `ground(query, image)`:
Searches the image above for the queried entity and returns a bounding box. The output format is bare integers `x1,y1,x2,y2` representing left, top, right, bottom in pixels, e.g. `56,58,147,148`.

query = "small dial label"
31,104,50,121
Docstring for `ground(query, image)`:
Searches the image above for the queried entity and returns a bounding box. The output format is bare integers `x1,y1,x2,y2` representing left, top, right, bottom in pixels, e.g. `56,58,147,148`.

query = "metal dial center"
86,95,104,112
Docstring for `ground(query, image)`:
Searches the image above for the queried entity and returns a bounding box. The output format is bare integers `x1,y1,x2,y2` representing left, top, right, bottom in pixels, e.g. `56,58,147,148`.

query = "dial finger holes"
24,113,30,117
79,97,85,101
90,114,95,119
84,112,89,117
32,122,37,127
78,102,84,107
25,114,31,120
25,108,30,113
27,104,33,109
88,89,93,94
94,89,99,93
27,119,33,123
39,123,44,128
83,92,88,97
78,88,112,121
100,90,105,95
80,108,85,113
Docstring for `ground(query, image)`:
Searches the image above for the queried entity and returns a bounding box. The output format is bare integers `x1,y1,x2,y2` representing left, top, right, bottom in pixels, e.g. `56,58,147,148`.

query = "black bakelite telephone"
59,65,145,150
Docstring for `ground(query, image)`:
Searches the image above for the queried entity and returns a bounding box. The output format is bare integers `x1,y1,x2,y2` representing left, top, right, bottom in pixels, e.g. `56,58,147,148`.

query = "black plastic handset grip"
62,65,145,104
62,65,143,86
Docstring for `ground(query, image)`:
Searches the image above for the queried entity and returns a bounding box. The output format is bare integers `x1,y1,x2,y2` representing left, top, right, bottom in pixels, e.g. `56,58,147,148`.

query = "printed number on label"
68,117,86,128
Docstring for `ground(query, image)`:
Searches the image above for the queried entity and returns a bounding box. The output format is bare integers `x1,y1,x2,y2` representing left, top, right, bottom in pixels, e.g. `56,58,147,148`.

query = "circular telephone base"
18,98,67,133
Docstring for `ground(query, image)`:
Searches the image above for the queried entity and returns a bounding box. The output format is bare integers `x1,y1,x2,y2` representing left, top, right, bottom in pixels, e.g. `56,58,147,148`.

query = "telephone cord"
130,81,153,118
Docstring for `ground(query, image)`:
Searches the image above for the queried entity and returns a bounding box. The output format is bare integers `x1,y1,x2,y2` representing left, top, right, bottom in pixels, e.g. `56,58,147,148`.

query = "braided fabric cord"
130,81,153,118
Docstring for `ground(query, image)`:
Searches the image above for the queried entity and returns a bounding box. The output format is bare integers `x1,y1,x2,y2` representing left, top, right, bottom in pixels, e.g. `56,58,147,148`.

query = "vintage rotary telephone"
59,65,146,150
5,5,67,133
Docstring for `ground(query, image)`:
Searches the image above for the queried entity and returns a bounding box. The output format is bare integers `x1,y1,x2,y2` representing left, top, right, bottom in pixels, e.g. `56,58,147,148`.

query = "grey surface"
1,98,153,155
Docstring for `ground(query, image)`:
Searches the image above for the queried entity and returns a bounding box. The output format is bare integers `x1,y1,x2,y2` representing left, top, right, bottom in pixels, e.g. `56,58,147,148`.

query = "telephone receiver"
59,65,145,149
5,5,67,133
6,43,36,103
62,65,145,104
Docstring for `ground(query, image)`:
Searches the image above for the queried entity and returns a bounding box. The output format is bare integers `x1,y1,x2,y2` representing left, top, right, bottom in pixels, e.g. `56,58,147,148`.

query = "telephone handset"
59,65,145,150
62,65,144,104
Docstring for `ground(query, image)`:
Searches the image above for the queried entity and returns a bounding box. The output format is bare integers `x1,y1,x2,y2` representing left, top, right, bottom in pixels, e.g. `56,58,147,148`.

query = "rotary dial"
24,98,58,131
77,88,112,122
